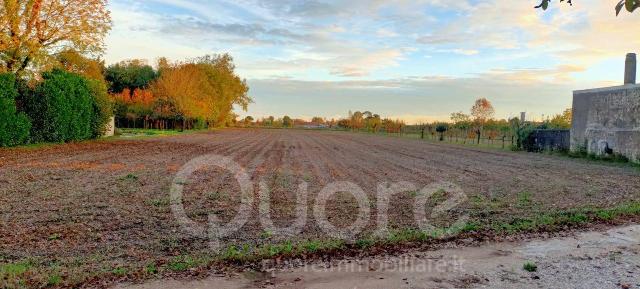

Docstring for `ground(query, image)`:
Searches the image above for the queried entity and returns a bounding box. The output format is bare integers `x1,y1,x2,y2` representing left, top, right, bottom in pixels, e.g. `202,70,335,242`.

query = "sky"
105,0,640,123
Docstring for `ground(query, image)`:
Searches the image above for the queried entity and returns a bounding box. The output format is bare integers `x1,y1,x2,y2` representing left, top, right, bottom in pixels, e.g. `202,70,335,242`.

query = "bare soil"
1,128,639,288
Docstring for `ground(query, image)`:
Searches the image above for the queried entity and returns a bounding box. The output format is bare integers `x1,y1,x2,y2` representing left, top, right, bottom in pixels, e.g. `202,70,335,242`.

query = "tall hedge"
0,74,31,147
23,69,95,142
87,79,114,138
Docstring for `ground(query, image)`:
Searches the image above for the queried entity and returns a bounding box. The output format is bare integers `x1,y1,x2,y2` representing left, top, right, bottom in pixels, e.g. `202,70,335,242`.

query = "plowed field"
1,129,639,287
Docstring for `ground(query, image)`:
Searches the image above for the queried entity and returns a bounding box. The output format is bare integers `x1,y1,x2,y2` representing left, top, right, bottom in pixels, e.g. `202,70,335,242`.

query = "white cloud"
449,49,480,56
105,0,640,122
376,28,399,38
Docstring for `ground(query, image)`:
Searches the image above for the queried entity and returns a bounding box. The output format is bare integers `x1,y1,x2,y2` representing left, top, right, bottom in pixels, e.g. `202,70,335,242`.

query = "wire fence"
341,127,517,150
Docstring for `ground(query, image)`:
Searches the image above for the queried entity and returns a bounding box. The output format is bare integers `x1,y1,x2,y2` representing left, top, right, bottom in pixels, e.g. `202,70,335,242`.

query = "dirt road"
1,129,639,287
116,224,640,289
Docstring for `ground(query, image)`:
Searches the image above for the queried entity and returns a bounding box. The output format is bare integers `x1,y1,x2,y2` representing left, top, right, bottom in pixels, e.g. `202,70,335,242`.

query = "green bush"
0,73,31,147
23,69,95,142
87,79,114,138
513,123,536,151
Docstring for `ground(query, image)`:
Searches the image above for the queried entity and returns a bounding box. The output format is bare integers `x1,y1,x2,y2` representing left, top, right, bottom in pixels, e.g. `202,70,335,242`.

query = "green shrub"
87,79,113,138
23,69,95,142
516,124,536,151
0,73,31,147
523,261,538,272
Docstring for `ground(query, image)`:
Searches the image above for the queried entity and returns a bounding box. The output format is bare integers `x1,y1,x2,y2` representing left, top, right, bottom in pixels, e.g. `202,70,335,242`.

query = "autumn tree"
264,116,275,126
193,54,251,125
149,55,251,129
0,0,112,76
311,116,325,124
548,108,572,129
151,62,212,129
350,111,364,131
382,118,404,134
364,113,382,133
282,115,292,128
55,49,105,82
470,98,495,144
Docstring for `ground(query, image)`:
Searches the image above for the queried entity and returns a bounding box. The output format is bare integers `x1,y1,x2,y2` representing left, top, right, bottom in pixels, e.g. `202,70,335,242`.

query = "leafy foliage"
282,115,293,128
55,49,106,82
535,0,639,15
105,60,158,93
435,123,448,141
470,98,495,143
471,98,495,125
523,262,538,272
618,0,640,15
548,108,572,129
23,69,95,142
0,73,30,146
0,0,112,76
110,54,252,130
87,79,113,138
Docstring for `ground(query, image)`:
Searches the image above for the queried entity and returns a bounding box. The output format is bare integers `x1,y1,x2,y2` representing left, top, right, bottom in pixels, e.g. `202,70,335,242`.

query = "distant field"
1,128,639,288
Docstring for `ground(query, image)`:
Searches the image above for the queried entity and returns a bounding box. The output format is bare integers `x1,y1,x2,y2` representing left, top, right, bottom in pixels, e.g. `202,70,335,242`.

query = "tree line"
0,1,250,147
238,98,572,150
108,55,251,130
0,1,113,146
239,112,407,133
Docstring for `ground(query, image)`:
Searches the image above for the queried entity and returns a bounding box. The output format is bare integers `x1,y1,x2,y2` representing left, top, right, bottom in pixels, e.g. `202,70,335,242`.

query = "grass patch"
300,240,322,253
517,192,532,208
460,222,481,232
168,256,199,272
47,274,62,286
48,233,62,241
558,147,640,168
260,230,273,239
215,202,640,265
118,128,190,137
120,173,139,181
221,238,347,263
4,201,640,288
112,267,127,276
145,198,170,207
490,202,640,234
523,261,538,272
145,263,158,275
355,236,376,249
428,189,448,206
0,262,31,277
206,191,230,201
0,261,32,288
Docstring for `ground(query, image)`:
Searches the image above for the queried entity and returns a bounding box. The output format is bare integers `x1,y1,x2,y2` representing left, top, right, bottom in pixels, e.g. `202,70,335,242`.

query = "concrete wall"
571,84,640,162
104,117,115,137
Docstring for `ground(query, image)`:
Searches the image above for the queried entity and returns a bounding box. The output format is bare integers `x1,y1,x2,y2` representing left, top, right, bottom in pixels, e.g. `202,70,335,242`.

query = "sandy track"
1,128,639,287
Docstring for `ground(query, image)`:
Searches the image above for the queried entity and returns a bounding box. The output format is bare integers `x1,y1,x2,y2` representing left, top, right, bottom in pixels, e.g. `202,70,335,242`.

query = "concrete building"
571,53,640,162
